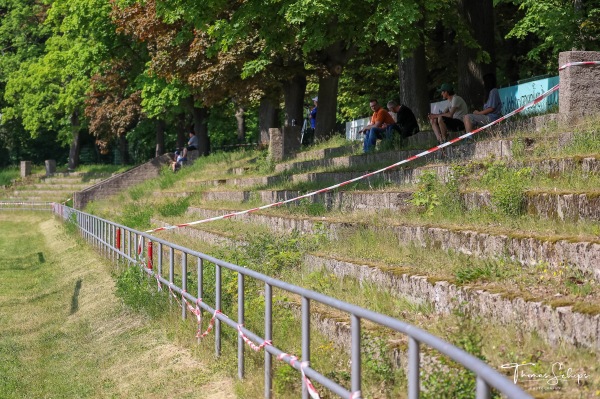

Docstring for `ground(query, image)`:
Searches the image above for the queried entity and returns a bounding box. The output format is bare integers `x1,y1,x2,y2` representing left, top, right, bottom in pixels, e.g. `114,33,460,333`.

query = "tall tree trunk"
398,41,429,121
315,74,339,139
155,119,165,157
119,134,128,165
315,41,356,139
192,104,210,156
282,74,307,128
68,110,81,170
259,96,279,146
235,105,246,143
457,0,496,108
176,112,187,150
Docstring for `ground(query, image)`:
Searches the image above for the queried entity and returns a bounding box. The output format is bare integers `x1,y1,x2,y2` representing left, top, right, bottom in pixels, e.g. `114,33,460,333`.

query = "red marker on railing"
147,241,153,269
116,228,121,251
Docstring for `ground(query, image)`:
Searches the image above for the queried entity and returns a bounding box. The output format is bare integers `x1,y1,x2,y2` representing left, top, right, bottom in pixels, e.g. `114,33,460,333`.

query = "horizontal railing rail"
52,203,532,399
0,201,54,211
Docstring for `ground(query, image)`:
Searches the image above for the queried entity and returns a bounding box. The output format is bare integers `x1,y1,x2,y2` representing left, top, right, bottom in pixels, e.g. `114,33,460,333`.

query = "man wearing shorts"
428,83,469,144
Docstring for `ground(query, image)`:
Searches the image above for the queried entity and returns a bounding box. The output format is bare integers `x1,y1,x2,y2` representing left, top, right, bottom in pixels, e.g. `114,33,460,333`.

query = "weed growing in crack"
482,162,532,217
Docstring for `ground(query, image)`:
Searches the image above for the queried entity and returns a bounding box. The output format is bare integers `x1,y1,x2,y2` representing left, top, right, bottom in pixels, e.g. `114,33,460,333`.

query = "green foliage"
63,211,79,236
287,198,328,217
505,0,600,72
454,257,517,284
115,265,166,317
252,151,275,175
119,203,153,230
128,186,147,201
410,171,441,216
0,167,19,187
362,335,395,385
157,197,190,217
564,128,600,156
274,362,301,397
482,162,532,216
421,310,497,399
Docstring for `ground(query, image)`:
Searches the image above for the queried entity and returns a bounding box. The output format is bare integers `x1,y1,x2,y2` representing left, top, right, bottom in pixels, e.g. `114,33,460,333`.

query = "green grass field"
0,212,234,399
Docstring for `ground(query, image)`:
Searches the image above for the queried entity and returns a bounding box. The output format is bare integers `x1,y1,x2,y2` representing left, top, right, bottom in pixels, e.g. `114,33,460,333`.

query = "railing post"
264,283,272,399
238,273,245,379
302,296,310,399
409,337,420,399
215,264,221,357
351,314,361,398
169,247,174,285
476,377,491,399
197,257,203,343
181,252,187,320
127,229,131,260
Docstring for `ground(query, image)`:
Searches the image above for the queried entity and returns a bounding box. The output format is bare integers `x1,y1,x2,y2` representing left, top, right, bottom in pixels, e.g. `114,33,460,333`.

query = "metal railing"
0,201,53,211
52,203,532,399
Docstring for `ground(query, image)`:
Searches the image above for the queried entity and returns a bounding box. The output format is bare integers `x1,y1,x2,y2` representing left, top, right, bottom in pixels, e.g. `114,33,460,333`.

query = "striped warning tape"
142,61,600,235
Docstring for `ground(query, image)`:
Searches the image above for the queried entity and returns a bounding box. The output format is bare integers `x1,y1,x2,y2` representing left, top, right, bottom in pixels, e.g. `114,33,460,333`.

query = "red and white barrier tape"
143,61,599,235
197,309,222,338
558,61,600,70
276,354,320,398
237,325,272,352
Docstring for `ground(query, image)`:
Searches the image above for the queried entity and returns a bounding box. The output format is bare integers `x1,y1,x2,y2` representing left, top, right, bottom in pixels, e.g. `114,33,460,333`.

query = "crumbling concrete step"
287,144,360,163
463,190,600,221
41,177,104,184
150,218,600,351
291,155,600,187
303,254,600,351
185,207,600,281
183,186,600,222
275,139,514,174
29,183,91,190
13,189,76,195
188,174,290,189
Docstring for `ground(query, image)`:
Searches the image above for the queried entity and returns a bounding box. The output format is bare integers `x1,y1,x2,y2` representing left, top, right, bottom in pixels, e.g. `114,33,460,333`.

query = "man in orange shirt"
358,99,396,153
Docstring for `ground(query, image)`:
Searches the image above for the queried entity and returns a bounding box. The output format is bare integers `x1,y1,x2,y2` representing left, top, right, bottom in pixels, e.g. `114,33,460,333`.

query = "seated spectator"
171,150,186,172
427,83,469,144
384,101,420,143
463,73,503,133
358,99,396,153
183,131,199,158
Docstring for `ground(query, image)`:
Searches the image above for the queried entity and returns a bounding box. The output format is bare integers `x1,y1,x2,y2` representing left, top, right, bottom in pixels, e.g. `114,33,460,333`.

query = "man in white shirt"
427,83,469,144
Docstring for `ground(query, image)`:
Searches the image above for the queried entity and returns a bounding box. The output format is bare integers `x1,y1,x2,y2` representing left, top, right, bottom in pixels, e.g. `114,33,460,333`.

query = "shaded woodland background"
1,0,598,168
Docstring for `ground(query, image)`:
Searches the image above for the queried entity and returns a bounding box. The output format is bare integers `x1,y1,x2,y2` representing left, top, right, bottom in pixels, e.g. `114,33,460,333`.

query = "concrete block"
20,161,31,177
45,160,56,176
559,51,600,122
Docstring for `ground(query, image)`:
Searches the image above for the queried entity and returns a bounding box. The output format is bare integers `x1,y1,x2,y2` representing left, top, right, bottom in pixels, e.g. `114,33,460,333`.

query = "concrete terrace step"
284,144,360,163
183,207,600,281
40,177,105,184
163,187,600,221
274,138,514,174
28,183,92,190
12,189,77,195
290,155,600,186
151,219,600,351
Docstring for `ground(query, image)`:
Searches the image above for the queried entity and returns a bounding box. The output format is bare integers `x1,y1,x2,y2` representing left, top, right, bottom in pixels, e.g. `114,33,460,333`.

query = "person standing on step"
463,73,503,133
309,96,318,130
358,99,396,153
183,131,199,158
428,83,469,144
